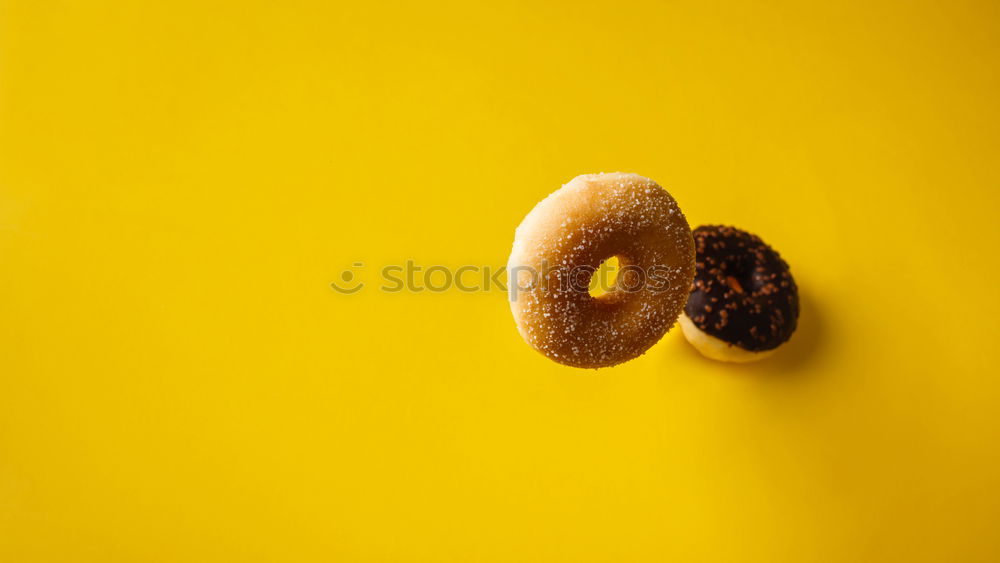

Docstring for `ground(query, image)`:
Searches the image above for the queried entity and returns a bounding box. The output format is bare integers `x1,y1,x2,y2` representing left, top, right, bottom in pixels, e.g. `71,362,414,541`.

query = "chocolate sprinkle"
684,225,799,351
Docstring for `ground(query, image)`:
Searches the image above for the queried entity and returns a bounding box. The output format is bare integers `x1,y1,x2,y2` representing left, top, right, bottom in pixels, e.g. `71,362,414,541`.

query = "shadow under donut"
667,290,827,378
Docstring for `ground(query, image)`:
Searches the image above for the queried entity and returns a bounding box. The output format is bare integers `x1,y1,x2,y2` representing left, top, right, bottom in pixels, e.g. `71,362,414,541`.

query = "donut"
508,173,695,368
679,225,799,362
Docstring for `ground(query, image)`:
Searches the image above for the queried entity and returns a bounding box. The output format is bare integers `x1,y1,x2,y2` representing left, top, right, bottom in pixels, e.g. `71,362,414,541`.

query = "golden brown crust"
508,173,695,368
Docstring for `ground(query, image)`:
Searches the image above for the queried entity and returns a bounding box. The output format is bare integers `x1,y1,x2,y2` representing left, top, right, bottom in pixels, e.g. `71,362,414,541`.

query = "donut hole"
726,274,750,294
588,256,621,298
717,256,755,296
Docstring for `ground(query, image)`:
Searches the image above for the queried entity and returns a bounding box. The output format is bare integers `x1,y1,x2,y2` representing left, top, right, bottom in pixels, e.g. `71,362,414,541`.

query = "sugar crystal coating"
508,173,695,368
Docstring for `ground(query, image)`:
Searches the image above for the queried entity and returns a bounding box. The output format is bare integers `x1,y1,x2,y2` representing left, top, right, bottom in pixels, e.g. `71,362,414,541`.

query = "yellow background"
2,1,999,561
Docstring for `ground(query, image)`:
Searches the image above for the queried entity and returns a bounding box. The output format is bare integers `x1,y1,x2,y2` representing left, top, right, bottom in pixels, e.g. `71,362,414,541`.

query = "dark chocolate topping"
684,225,798,351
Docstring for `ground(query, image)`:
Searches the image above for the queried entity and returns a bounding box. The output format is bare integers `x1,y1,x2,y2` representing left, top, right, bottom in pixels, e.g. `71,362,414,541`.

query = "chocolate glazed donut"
679,225,799,362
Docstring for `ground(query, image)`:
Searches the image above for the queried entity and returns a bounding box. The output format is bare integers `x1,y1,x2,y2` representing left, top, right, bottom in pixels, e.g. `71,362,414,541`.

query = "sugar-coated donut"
680,225,799,363
508,173,695,368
